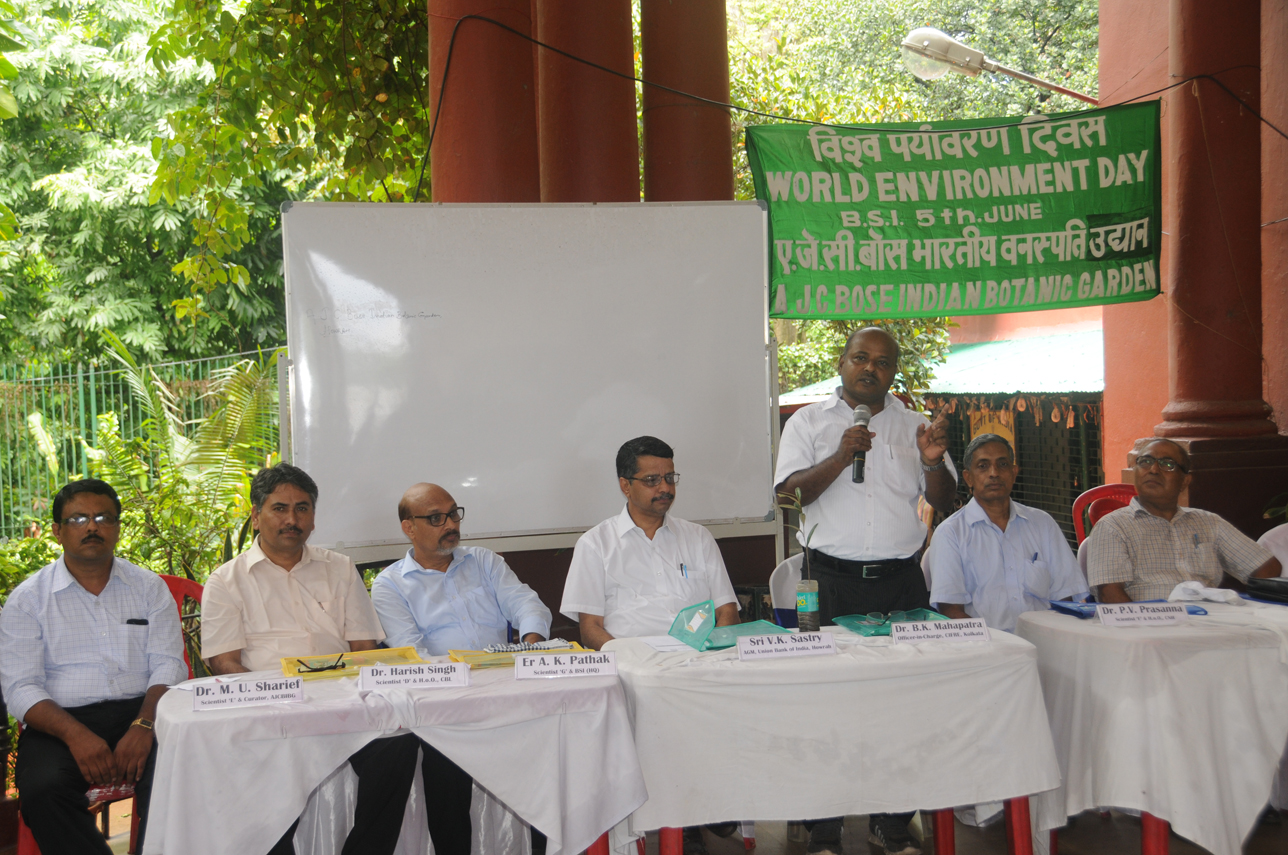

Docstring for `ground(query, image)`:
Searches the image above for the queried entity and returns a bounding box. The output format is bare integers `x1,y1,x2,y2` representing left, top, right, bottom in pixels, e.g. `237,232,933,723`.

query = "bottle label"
796,591,819,612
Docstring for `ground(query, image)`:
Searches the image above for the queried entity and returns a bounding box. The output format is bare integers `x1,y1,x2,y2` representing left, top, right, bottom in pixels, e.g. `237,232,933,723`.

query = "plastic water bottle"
796,579,820,631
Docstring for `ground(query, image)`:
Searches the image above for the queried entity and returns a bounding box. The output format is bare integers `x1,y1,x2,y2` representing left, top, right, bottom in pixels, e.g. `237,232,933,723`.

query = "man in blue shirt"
926,433,1088,631
371,482,552,853
0,479,187,855
372,482,552,653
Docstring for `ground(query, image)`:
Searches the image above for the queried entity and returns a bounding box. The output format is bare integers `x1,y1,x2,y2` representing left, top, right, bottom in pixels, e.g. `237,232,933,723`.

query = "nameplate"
514,651,617,679
890,619,990,644
192,676,304,711
736,632,837,661
359,662,470,691
1097,602,1189,626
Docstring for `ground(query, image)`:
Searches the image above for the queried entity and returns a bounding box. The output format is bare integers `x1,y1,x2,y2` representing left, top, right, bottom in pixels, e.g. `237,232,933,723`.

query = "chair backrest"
768,553,804,628
1071,483,1137,544
160,574,204,679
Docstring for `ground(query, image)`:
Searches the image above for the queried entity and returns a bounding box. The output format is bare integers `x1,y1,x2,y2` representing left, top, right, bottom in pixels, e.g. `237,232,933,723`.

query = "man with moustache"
371,482,551,654
201,464,432,855
0,479,186,855
1088,438,1281,602
926,433,1088,631
773,327,956,855
560,436,740,855
561,435,739,652
370,483,552,855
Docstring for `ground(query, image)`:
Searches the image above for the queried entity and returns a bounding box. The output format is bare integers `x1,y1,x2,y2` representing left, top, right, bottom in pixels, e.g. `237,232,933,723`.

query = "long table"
1017,602,1288,855
144,666,647,855
607,628,1063,853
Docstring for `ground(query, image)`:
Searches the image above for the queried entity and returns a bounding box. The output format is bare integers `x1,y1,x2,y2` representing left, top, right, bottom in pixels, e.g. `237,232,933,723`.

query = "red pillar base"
1141,812,1170,855
659,827,683,855
1003,798,1033,855
932,809,955,855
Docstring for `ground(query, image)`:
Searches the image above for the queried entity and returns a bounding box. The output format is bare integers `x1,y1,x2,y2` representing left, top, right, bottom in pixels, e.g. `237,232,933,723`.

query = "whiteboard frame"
281,201,778,561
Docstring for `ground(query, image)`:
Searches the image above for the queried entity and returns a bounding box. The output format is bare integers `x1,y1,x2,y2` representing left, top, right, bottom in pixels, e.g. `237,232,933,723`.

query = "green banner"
746,102,1162,319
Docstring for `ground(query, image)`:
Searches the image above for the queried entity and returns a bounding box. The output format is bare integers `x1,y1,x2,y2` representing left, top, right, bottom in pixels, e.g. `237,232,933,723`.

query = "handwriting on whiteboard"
306,306,443,336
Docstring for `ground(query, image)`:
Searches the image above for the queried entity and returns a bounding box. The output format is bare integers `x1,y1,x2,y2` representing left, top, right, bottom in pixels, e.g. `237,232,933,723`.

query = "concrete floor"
659,810,1287,855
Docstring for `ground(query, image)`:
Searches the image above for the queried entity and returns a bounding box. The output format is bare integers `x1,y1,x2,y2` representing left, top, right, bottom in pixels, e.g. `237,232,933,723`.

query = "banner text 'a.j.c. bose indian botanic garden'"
746,102,1161,319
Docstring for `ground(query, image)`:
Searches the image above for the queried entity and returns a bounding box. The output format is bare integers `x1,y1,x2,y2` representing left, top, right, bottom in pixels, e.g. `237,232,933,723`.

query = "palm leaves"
85,331,282,580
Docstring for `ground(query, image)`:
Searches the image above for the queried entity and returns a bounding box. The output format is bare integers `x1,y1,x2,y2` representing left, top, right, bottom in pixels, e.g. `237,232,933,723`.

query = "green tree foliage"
148,0,428,304
0,0,286,362
729,0,1097,397
87,332,279,582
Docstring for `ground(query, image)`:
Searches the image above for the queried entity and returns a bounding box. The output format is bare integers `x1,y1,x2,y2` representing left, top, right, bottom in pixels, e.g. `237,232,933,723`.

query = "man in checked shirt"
1089,438,1281,601
0,479,187,855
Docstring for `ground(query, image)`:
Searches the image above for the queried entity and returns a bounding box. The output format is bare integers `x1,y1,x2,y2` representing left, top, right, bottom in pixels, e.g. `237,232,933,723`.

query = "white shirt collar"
397,547,464,576
963,497,1028,527
246,537,319,572
1128,496,1191,519
612,503,671,538
51,555,127,593
822,388,904,416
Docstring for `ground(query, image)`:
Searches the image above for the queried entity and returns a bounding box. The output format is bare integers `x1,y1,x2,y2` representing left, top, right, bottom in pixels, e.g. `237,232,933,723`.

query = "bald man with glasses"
1088,438,1281,602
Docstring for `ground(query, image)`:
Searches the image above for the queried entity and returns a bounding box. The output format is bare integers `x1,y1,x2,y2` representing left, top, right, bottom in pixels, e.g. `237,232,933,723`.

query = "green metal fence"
0,352,279,540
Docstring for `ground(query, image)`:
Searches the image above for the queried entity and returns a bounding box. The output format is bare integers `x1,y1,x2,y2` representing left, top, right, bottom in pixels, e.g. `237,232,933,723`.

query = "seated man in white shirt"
926,434,1088,631
561,435,739,649
201,464,447,855
0,479,187,855
372,482,552,654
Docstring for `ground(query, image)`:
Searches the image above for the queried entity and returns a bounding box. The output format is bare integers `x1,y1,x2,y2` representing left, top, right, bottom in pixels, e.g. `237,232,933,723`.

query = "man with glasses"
369,483,552,855
925,433,1088,631
372,482,551,654
202,463,429,855
0,479,186,855
561,436,738,649
561,436,740,855
1088,438,1281,602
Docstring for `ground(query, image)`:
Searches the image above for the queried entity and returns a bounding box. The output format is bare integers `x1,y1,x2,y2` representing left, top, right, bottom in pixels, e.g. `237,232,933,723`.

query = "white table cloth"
606,628,1062,832
1016,602,1288,855
144,667,647,855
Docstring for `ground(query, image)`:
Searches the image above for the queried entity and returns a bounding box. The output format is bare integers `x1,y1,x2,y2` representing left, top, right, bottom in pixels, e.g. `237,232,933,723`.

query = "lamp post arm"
988,60,1099,105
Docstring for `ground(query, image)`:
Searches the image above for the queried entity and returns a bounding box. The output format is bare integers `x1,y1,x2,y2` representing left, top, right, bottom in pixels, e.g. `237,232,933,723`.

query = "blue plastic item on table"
1049,600,1207,618
668,600,717,650
832,608,949,636
704,620,792,650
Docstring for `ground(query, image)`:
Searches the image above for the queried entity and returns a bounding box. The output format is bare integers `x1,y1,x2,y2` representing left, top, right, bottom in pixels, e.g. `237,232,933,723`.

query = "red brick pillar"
1151,0,1288,535
534,0,639,202
428,0,540,202
1264,0,1288,434
639,0,733,201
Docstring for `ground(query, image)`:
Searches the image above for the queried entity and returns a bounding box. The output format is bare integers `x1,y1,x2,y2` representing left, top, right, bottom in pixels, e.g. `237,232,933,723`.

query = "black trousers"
15,696,153,855
269,733,474,855
807,551,930,626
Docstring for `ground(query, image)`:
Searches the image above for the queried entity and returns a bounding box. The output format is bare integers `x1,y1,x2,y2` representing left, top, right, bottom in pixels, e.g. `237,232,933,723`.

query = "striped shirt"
0,556,187,723
1087,498,1274,601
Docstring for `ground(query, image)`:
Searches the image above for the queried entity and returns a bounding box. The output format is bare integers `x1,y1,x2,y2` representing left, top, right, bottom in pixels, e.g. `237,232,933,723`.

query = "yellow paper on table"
448,642,586,669
281,646,424,681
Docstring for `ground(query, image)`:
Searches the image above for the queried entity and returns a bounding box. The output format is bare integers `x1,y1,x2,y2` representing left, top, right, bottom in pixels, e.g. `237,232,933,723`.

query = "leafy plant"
85,331,279,581
777,487,818,580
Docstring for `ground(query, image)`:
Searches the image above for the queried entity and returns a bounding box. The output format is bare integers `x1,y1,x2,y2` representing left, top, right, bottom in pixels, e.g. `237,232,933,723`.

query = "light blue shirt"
0,556,187,722
927,498,1088,631
371,546,552,655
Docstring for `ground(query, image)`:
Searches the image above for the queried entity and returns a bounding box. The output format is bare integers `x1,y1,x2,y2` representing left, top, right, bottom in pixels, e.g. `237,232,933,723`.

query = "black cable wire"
411,14,1288,202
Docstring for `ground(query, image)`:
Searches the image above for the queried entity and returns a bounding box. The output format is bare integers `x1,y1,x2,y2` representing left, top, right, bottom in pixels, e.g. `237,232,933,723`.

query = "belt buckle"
861,564,883,579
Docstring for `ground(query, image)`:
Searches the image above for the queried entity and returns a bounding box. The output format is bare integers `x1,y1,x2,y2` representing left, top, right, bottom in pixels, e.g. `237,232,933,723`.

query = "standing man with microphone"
773,326,956,855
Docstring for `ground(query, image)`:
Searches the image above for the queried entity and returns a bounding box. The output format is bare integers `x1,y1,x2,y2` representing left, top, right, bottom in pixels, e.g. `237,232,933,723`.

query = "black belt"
807,549,917,580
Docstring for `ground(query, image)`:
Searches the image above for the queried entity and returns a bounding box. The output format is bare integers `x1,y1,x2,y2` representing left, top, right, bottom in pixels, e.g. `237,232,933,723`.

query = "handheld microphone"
852,404,872,483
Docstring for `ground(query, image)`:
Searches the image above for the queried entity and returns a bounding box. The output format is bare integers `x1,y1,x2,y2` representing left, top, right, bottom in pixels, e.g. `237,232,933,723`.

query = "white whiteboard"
282,202,773,550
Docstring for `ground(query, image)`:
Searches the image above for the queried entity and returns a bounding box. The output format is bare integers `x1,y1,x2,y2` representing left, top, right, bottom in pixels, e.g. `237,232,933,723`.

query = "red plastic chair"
1072,483,1137,544
17,574,203,855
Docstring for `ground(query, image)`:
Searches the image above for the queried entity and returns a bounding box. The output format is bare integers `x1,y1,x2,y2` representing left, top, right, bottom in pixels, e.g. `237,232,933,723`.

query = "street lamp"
900,27,1098,105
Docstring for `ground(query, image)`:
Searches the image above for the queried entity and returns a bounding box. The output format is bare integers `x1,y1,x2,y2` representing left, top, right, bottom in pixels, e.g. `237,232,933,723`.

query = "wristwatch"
921,457,947,472
130,718,154,731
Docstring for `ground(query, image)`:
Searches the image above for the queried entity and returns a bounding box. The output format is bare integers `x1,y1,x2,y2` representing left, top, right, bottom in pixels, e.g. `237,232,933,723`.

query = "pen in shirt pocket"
679,563,688,578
